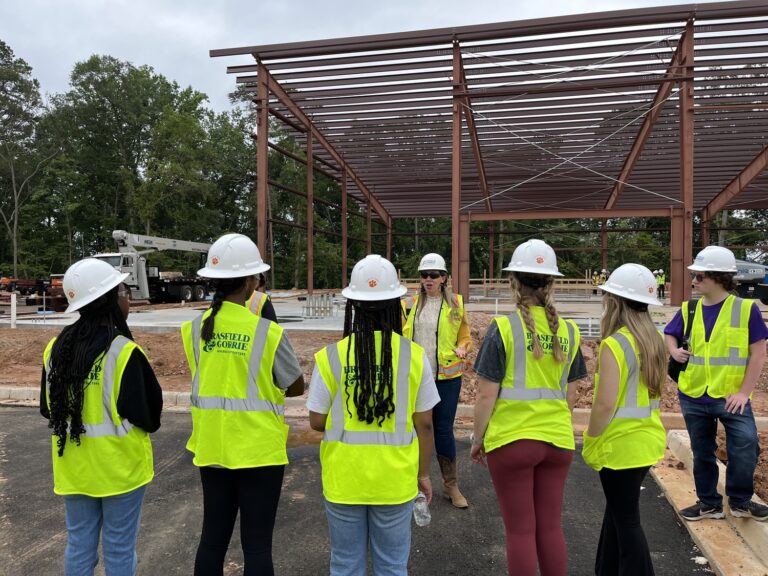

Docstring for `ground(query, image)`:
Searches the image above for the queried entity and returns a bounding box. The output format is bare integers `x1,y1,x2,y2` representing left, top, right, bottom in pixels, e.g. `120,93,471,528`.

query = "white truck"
735,258,768,305
93,230,212,303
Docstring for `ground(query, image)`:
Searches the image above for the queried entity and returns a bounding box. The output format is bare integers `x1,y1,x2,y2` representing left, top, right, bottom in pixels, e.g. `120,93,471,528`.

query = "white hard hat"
63,258,129,314
601,269,608,274
342,254,407,301
503,239,563,277
658,269,664,274
418,253,447,272
688,246,737,273
198,233,270,279
599,263,662,306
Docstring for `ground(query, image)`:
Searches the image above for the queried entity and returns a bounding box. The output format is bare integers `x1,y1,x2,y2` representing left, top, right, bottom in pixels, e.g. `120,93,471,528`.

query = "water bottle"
413,491,431,527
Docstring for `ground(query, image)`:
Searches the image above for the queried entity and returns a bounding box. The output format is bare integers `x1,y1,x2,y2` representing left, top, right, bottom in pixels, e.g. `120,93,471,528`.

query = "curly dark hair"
341,298,403,426
47,287,132,456
705,271,738,292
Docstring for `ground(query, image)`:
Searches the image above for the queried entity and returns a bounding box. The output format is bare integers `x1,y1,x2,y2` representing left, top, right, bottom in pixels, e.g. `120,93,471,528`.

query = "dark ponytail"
201,277,249,342
47,287,132,456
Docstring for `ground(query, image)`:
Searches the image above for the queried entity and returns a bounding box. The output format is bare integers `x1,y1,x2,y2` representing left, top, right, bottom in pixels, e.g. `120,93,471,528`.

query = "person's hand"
670,347,691,363
453,346,467,359
470,443,486,467
418,476,433,504
725,392,749,414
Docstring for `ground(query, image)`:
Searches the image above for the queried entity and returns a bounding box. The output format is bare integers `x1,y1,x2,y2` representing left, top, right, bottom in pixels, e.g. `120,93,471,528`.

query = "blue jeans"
63,485,147,576
680,396,759,507
324,499,414,576
433,376,462,460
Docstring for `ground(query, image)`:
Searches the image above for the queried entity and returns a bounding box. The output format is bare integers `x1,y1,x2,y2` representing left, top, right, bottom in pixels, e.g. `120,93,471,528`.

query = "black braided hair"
341,298,403,426
201,277,249,342
47,287,133,456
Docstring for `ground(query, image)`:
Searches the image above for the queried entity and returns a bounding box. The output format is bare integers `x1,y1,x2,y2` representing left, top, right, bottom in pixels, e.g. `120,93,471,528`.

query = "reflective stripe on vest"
248,291,268,315
497,313,575,401
687,297,748,367
190,315,285,415
46,336,134,438
609,332,660,420
323,335,415,446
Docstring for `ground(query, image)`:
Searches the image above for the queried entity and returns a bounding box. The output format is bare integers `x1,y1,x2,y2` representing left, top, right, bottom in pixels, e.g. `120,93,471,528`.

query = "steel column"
672,18,695,306
341,169,348,288
451,41,467,297
701,218,711,248
367,201,372,254
386,216,392,260
306,132,314,294
256,62,269,256
488,221,495,281
459,214,470,297
601,219,608,271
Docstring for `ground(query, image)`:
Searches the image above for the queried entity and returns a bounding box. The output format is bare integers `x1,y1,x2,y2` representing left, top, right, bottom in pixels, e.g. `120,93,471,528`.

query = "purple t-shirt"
664,298,768,403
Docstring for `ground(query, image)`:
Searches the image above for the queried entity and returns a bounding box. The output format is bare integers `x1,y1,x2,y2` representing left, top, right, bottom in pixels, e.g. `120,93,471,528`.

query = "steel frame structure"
213,1,768,303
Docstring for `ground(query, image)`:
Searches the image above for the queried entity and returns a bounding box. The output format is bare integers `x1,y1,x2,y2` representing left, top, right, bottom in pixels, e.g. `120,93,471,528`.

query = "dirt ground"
3,311,768,500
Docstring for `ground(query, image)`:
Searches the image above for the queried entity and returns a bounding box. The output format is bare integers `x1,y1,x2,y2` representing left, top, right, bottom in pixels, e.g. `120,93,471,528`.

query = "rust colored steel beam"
263,70,390,223
469,208,671,221
604,28,688,209
452,42,464,295
306,132,314,294
702,145,768,221
457,76,695,100
268,107,306,134
268,142,338,181
458,55,492,212
256,63,270,258
341,170,348,288
210,1,768,59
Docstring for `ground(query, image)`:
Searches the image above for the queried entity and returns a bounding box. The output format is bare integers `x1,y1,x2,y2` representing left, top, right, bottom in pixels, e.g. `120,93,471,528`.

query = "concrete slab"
1,406,710,576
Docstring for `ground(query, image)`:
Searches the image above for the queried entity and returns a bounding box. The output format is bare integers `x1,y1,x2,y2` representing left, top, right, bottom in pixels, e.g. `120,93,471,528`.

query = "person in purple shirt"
664,246,768,522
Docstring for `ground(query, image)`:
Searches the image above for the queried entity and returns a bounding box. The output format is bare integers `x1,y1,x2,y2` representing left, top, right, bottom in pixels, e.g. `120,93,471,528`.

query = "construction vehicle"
735,259,768,305
92,230,212,303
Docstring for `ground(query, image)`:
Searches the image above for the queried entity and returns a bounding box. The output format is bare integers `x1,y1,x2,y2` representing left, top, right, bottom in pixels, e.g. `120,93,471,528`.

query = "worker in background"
41,258,162,576
471,239,587,576
665,246,768,522
403,252,472,508
592,270,600,295
182,233,304,575
246,272,278,322
656,268,666,301
583,264,667,576
308,254,438,576
599,268,608,286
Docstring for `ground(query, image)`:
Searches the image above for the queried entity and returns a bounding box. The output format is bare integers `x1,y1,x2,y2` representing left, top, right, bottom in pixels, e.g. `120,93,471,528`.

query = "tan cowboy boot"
438,455,469,509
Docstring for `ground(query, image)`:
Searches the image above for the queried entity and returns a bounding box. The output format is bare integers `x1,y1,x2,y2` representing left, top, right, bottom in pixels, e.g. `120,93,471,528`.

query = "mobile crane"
92,230,212,303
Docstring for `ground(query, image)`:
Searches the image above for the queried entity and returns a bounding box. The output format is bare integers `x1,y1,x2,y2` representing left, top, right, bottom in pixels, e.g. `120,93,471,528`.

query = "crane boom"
112,230,211,255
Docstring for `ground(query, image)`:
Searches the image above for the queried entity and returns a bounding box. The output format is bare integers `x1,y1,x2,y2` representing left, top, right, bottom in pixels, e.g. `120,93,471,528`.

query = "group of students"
40,233,767,576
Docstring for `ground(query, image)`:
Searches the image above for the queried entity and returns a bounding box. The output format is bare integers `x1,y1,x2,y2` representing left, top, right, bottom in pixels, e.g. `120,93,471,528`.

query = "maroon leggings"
487,439,573,576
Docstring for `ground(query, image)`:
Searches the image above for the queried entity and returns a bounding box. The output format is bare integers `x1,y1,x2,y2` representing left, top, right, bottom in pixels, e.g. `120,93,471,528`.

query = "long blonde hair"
600,292,666,397
416,278,461,322
510,273,565,363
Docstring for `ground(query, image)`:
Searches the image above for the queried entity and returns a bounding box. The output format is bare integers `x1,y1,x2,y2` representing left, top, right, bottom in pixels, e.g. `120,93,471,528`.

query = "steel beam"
469,208,671,221
671,19,695,306
604,30,688,209
306,132,314,294
702,145,768,222
262,68,390,223
451,41,467,297
256,63,269,258
342,169,348,288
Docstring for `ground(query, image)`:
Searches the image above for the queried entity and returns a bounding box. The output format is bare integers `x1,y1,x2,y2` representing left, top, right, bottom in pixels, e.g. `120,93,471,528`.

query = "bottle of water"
413,491,431,527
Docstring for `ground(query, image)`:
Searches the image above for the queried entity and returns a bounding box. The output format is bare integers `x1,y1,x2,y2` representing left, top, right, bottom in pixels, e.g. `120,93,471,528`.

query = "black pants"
195,465,285,576
595,466,655,576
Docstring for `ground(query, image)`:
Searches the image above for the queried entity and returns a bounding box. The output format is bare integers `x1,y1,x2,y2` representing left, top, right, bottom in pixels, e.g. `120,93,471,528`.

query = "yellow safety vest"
181,301,288,468
582,328,666,471
246,290,269,316
484,307,579,452
656,274,665,287
677,295,752,398
43,336,154,497
313,332,425,505
403,294,466,380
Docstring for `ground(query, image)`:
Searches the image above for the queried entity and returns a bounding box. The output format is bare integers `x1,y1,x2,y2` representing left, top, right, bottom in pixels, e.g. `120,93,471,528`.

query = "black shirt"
40,328,163,433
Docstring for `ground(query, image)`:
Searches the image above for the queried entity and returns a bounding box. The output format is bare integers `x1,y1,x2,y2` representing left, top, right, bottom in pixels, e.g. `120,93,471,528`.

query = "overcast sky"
1,0,726,112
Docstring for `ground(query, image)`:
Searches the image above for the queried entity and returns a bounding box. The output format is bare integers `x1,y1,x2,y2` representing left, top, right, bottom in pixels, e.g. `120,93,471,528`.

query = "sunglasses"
690,273,707,282
420,271,444,280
